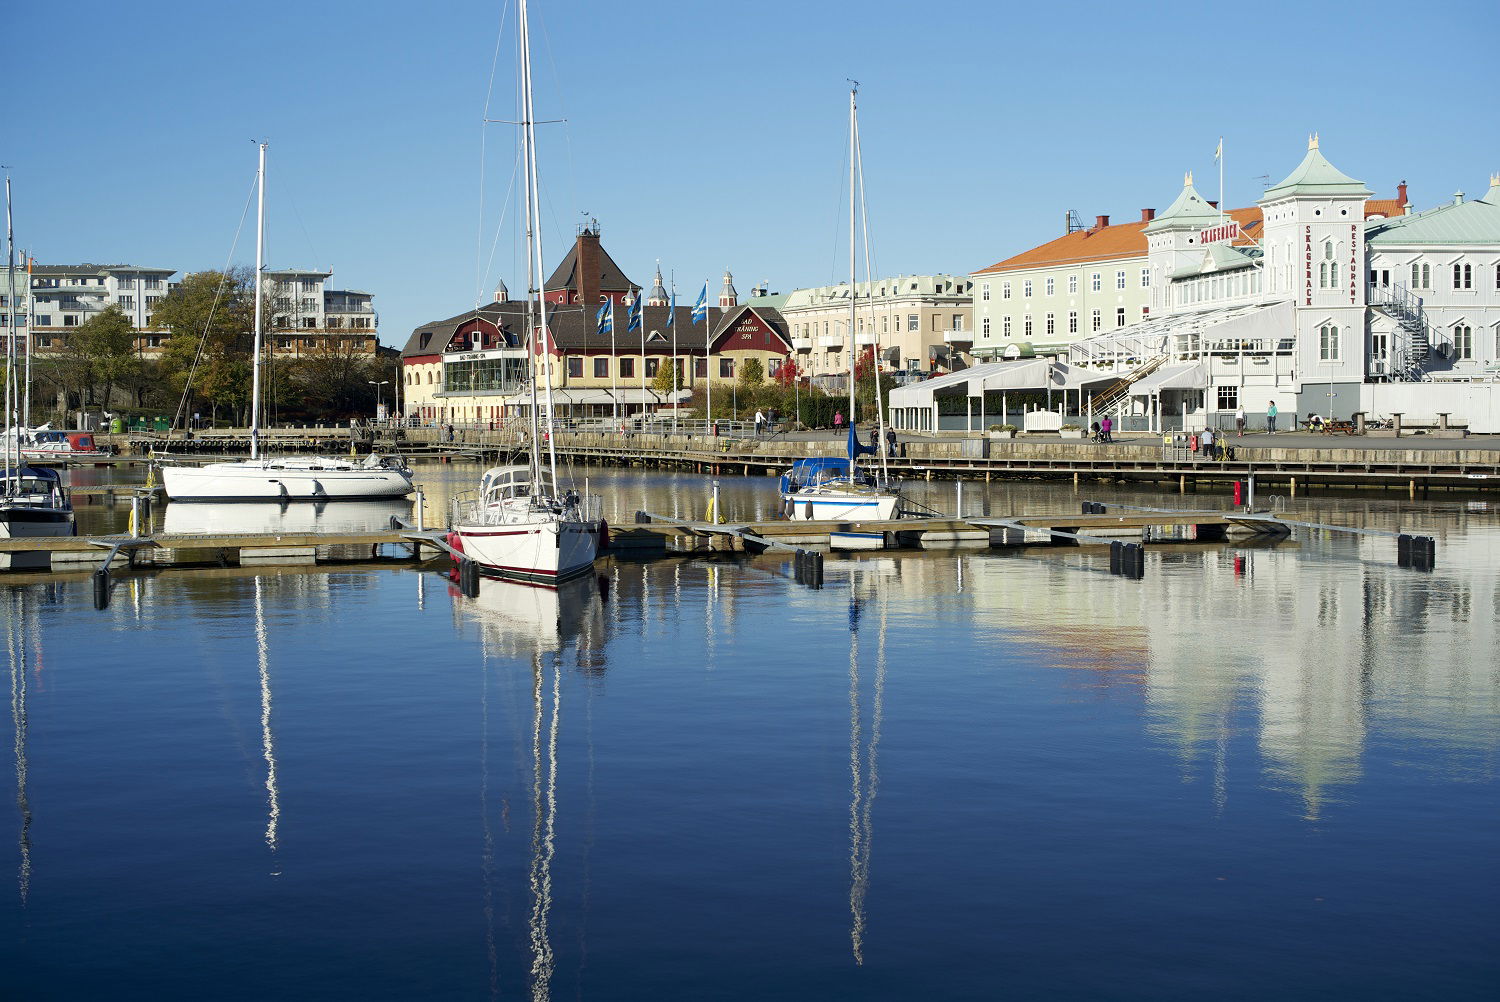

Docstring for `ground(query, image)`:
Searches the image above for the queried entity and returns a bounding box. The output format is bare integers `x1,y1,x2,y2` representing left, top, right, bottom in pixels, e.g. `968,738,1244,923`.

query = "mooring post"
414,487,426,532
955,480,963,517
1290,476,1297,498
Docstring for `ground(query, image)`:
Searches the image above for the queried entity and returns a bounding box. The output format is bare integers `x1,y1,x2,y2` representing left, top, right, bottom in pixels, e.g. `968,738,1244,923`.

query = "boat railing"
450,488,603,526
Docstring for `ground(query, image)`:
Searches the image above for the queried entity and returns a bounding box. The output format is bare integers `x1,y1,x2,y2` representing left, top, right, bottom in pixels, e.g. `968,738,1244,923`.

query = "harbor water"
4,465,1498,999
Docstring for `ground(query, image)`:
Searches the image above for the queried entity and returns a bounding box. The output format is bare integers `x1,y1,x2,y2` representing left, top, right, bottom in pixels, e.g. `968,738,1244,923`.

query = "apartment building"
28,263,177,353
779,274,972,382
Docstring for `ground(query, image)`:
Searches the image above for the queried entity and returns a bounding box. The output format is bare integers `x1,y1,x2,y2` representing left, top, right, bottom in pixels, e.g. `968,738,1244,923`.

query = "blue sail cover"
847,423,877,460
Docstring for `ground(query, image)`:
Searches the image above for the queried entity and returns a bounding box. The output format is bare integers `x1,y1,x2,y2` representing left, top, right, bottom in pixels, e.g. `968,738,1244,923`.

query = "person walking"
834,410,844,431
1235,404,1246,436
754,409,765,436
1267,401,1278,434
885,425,897,457
1100,415,1113,443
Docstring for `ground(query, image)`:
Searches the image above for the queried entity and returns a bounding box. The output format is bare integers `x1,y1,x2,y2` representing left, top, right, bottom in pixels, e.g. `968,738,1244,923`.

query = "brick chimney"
575,227,602,306
1094,214,1110,229
1140,208,1156,222
1397,180,1409,213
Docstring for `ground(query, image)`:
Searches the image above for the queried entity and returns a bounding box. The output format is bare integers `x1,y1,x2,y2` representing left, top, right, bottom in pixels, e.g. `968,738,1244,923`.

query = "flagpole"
1218,136,1225,226
610,303,617,424
704,281,712,435
671,282,678,437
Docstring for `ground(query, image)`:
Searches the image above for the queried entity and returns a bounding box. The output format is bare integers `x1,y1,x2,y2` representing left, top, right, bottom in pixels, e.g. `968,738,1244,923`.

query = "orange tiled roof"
975,207,1264,274
1365,198,1403,218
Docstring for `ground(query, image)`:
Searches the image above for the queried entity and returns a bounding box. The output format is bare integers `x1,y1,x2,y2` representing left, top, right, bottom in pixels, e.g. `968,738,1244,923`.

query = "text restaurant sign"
1196,220,1240,245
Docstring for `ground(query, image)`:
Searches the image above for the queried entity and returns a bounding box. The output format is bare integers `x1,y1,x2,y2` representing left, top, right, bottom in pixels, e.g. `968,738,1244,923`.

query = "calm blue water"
4,472,1499,999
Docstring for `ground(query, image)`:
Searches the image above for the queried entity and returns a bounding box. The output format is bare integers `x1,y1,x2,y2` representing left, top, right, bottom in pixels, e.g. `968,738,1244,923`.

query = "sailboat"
447,0,602,586
160,144,414,503
780,86,902,523
1,175,76,560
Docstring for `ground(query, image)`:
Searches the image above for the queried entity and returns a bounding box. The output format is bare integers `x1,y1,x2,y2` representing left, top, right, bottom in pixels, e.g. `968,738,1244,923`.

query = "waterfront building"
778,274,972,385
401,226,790,425
893,139,1500,432
28,263,178,354
264,269,379,357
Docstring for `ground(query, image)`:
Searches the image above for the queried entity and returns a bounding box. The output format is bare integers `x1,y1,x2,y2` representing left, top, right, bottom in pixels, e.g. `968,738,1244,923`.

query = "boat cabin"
481,465,556,505
1,466,69,505
780,457,874,494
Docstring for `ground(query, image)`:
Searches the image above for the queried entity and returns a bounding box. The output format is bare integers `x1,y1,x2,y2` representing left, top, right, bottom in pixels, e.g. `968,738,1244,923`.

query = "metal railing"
450,488,601,527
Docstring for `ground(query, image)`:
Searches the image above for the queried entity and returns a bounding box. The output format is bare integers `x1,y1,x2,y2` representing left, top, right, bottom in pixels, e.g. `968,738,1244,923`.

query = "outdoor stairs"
1091,355,1168,417
1370,283,1439,381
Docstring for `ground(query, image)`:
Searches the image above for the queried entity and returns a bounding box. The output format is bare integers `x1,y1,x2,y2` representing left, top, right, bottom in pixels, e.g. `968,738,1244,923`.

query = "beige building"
779,274,972,382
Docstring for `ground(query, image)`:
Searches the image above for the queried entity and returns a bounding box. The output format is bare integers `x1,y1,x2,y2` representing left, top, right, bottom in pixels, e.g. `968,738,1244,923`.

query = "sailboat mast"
847,85,858,460
249,143,266,462
518,0,560,490
22,251,31,429
5,176,15,487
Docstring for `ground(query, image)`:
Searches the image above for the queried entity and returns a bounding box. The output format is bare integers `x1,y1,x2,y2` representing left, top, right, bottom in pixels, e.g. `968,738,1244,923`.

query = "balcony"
941,328,973,345
324,303,375,314
855,332,880,346
815,335,842,348
791,337,812,351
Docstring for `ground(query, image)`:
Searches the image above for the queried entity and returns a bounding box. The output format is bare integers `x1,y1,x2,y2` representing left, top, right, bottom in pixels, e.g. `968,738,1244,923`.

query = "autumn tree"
737,356,764,388
151,268,255,422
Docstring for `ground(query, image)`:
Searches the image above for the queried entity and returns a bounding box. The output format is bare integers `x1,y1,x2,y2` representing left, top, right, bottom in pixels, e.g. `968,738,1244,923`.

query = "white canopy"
1130,362,1206,394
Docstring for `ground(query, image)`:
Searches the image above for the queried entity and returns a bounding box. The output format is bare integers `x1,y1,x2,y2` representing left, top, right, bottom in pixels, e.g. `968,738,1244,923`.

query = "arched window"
1453,324,1473,360
1319,323,1340,361
1319,241,1336,289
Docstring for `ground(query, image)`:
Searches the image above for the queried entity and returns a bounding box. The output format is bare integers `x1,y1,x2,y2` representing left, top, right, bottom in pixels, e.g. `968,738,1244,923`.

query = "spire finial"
1184,170,1193,187
1491,172,1500,187
1308,132,1320,151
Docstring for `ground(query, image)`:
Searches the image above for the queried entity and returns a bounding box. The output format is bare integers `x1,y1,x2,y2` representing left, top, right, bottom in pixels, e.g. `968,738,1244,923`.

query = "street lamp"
368,380,390,423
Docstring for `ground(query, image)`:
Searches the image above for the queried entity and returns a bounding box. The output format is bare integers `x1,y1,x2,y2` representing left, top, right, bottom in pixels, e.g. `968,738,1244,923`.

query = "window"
768,358,782,377
1495,264,1500,289
1068,311,1078,334
300,298,317,312
327,316,344,329
1115,307,1125,328
1045,312,1055,337
1068,275,1078,294
64,315,79,327
1023,280,1033,298
1023,315,1033,338
36,315,50,327
145,295,161,307
619,357,635,378
1453,263,1473,289
1002,316,1011,338
931,315,940,332
567,357,583,378
1091,272,1101,292
1454,325,1473,360
881,316,889,334
694,357,706,377
1002,281,1011,300
1115,270,1126,290
644,358,660,377
593,357,609,378
719,357,734,378
301,318,317,329
352,318,371,329
1319,323,1339,360
1319,240,1336,288
952,314,964,330
981,283,990,301
1045,277,1055,296
982,316,991,337
301,279,318,293
144,278,162,290
907,314,918,332
1140,268,1150,288
1091,309,1101,332
1216,385,1238,410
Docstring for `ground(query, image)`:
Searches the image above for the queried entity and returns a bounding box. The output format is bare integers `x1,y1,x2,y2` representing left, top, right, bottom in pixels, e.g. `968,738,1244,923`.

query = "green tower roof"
1261,135,1371,200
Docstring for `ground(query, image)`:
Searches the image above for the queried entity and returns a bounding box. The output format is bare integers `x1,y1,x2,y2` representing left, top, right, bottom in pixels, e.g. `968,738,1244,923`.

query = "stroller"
1090,421,1103,444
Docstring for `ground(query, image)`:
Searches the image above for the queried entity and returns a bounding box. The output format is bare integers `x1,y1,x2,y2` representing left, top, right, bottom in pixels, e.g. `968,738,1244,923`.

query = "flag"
666,287,676,328
690,283,708,325
626,290,642,333
595,301,612,336
1214,138,1222,162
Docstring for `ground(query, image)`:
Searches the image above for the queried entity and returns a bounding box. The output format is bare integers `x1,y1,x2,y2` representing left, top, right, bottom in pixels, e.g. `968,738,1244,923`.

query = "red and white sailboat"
447,0,602,586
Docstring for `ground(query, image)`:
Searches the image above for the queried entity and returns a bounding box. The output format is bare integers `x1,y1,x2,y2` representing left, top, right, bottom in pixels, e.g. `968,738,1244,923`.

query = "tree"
71,305,141,408
773,358,802,388
738,357,764,389
152,269,255,422
651,358,677,399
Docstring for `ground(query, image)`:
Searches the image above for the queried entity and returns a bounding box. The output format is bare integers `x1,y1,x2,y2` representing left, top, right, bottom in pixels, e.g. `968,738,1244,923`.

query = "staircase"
1368,283,1433,381
1090,355,1169,417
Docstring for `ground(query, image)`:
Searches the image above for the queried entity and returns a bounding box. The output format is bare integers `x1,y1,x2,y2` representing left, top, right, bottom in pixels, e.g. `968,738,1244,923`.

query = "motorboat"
0,466,75,569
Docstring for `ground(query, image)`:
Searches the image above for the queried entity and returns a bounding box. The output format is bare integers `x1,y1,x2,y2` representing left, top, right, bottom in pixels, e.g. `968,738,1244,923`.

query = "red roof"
975,207,1264,275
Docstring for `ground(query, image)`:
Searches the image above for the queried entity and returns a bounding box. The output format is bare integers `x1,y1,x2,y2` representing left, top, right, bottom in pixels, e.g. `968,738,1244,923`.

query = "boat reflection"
253,577,281,869
845,567,886,967
5,587,37,904
162,498,413,536
461,572,610,1001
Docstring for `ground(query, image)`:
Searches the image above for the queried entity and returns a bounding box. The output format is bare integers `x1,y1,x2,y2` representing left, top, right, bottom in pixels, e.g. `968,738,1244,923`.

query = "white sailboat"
781,86,902,523
160,144,414,503
1,174,75,563
447,0,602,586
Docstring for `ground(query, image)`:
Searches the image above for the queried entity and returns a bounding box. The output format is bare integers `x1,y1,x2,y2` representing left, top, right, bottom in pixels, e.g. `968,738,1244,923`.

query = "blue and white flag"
595,301,613,336
626,290,643,333
690,283,708,325
666,288,677,328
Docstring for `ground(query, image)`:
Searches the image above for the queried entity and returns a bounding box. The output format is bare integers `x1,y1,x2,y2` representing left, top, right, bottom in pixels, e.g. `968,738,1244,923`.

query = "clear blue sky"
11,0,1498,347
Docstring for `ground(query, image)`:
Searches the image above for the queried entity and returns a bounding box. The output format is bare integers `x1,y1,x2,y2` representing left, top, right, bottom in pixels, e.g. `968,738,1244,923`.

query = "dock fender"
598,518,610,550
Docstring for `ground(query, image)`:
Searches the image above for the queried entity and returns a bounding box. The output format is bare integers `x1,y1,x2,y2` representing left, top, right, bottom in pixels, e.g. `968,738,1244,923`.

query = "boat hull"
162,461,413,502
455,517,601,586
0,504,76,569
780,491,901,522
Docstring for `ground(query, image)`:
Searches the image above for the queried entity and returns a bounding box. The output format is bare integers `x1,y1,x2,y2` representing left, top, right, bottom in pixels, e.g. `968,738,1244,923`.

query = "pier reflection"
162,498,413,536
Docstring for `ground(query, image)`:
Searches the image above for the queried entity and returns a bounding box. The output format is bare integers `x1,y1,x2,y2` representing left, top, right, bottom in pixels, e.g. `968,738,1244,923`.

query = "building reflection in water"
457,573,609,1002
